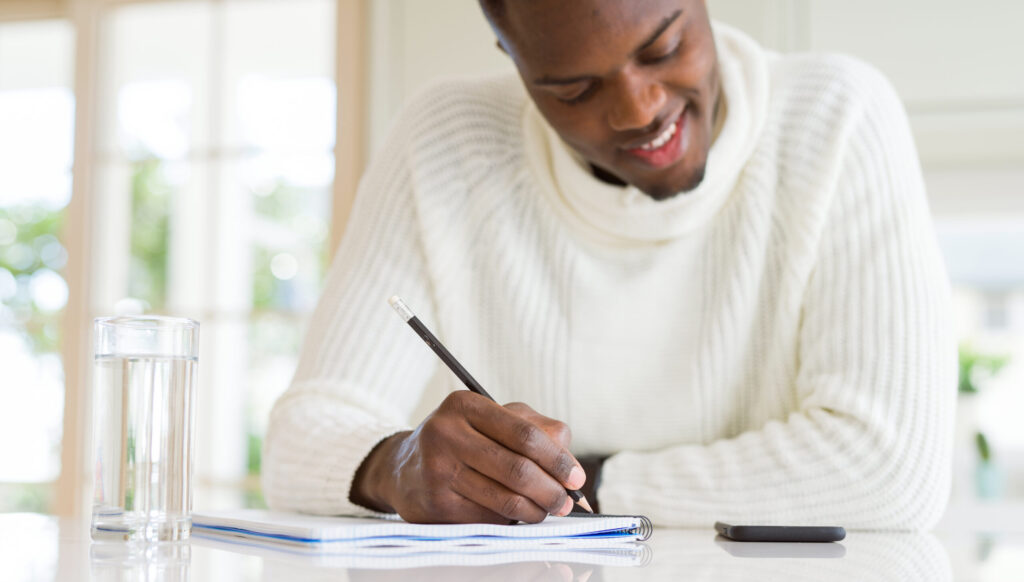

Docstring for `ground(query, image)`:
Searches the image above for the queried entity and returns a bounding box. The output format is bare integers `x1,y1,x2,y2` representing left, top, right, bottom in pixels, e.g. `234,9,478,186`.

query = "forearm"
597,401,953,530
261,390,409,517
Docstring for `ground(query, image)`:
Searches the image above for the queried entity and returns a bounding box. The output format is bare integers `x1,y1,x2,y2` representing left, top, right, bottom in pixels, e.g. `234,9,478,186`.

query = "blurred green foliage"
0,483,53,514
959,343,1010,395
1,201,67,514
0,205,66,353
976,431,992,463
243,485,267,510
959,344,1011,463
245,432,266,509
247,432,262,476
251,179,329,311
252,245,277,310
129,159,171,309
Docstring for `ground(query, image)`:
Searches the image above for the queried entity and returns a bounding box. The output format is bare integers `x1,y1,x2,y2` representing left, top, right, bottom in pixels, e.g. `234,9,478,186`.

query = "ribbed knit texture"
262,23,956,529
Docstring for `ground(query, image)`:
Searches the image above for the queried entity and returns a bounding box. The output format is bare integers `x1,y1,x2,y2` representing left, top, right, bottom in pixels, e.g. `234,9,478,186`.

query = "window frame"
0,0,371,517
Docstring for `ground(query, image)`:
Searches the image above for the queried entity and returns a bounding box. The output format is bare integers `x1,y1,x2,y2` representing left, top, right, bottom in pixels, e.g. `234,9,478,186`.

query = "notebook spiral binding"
568,512,653,542
634,515,653,541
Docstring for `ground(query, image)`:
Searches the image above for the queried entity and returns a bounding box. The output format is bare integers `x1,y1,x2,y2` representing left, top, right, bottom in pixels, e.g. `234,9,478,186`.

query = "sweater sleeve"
261,105,440,516
597,64,957,530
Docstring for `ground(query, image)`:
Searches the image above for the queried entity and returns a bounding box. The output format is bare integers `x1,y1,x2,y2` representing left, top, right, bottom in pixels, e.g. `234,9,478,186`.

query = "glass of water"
91,316,199,543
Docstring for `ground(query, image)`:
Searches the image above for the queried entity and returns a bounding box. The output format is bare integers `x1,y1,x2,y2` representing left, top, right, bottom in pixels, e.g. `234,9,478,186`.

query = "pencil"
388,295,594,514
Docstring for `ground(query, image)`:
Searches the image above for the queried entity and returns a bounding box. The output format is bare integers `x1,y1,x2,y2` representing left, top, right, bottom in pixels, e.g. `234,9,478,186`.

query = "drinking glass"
91,316,199,542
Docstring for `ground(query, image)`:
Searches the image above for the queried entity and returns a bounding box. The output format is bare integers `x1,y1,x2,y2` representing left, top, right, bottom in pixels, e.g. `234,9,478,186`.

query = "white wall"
365,0,1024,216
366,0,514,154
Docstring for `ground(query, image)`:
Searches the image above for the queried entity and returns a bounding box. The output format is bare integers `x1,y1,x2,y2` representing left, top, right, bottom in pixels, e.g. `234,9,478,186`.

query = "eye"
642,41,682,66
558,83,599,106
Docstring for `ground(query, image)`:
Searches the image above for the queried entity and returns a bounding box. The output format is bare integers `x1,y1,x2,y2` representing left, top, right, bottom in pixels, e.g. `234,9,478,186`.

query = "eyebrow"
533,9,684,86
632,9,683,56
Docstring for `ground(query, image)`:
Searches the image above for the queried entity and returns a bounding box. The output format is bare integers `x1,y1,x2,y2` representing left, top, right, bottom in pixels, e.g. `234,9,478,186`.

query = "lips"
622,110,687,169
638,119,677,151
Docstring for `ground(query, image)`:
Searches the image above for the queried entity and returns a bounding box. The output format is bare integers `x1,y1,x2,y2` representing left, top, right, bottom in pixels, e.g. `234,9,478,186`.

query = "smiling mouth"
622,110,687,168
637,119,678,151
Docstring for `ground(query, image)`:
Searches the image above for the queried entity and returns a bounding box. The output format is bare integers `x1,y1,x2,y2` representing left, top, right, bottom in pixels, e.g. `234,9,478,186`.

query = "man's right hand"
349,390,586,524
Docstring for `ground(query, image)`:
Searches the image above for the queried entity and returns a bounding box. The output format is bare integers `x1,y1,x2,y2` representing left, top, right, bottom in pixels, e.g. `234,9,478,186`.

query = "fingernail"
559,496,574,516
567,466,585,490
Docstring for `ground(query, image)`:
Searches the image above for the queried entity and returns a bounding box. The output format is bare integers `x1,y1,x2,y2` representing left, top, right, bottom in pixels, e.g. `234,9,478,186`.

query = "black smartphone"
714,521,846,543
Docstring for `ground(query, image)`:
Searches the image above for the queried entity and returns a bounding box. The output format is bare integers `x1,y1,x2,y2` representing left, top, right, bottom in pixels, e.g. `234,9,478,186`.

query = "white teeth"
640,121,677,151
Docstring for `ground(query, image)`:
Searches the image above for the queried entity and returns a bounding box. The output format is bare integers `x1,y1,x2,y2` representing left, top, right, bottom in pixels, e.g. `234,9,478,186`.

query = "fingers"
448,465,571,524
395,391,584,525
459,431,573,517
462,397,585,492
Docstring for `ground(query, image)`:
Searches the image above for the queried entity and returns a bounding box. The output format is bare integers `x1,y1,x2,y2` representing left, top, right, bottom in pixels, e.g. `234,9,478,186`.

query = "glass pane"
99,1,213,158
217,0,335,486
0,20,74,490
91,0,335,495
221,0,336,151
193,317,248,484
92,159,198,315
239,153,332,313
245,313,308,491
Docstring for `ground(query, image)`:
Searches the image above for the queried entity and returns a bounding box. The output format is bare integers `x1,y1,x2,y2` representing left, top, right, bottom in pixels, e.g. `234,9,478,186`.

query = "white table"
3,512,1022,581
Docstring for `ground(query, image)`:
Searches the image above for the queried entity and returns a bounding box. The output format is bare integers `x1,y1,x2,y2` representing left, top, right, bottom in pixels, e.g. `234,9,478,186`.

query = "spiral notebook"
192,510,652,551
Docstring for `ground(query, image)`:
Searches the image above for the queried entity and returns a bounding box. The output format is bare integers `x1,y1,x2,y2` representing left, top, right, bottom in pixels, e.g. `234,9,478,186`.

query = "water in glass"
91,354,197,542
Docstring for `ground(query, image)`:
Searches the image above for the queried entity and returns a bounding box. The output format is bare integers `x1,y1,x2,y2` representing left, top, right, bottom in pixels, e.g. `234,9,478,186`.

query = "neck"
589,163,627,187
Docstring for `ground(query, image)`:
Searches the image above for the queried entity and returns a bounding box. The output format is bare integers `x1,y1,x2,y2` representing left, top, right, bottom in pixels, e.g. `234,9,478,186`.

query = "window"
0,19,75,512
0,0,362,517
89,0,336,506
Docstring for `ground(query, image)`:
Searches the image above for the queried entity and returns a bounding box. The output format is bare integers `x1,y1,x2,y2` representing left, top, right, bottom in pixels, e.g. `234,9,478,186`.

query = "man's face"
497,0,720,200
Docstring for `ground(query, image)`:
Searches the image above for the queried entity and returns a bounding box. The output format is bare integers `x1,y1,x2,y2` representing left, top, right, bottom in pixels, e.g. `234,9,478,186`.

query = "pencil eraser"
388,295,414,322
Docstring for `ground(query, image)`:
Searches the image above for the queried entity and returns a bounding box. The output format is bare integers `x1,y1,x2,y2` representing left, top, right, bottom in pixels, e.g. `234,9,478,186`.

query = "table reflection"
191,528,950,582
90,542,190,582
615,529,951,582
191,533,648,582
293,561,600,582
0,514,969,582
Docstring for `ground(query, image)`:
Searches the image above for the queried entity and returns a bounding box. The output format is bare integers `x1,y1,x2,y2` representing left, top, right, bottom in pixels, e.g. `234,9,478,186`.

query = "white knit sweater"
263,24,956,529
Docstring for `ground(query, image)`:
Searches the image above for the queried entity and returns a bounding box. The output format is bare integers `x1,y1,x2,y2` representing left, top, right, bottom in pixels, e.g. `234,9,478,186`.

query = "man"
262,0,955,529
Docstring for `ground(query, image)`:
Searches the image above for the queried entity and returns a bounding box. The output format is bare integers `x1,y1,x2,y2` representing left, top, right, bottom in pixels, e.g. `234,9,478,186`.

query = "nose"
606,71,666,132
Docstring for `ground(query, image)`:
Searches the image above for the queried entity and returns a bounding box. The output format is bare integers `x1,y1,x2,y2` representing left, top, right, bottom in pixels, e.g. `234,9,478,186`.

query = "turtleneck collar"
523,22,770,244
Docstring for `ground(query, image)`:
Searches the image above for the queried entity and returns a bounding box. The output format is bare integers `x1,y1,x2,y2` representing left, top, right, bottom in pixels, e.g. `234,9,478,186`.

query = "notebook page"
192,510,646,545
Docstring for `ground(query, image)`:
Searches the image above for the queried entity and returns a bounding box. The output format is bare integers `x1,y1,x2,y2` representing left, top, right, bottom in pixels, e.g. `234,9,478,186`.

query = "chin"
639,163,707,201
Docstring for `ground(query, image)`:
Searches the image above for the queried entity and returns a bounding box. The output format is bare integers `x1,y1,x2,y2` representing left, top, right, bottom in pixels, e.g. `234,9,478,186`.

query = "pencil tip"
576,496,594,513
